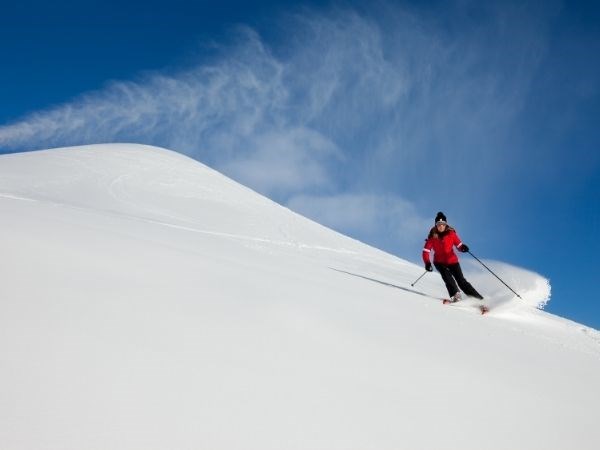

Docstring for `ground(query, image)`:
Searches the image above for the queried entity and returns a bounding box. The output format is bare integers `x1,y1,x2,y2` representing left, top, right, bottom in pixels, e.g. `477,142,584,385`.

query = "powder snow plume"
463,259,551,310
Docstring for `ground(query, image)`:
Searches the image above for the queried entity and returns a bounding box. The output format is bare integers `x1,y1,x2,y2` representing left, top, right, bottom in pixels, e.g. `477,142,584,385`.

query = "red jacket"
422,227,465,265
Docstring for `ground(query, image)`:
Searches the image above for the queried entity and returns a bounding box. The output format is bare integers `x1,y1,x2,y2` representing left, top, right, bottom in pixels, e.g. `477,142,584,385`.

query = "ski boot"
443,292,461,304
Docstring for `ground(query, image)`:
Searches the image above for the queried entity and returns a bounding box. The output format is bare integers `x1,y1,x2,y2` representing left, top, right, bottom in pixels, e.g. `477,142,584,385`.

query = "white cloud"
219,127,341,197
286,193,430,254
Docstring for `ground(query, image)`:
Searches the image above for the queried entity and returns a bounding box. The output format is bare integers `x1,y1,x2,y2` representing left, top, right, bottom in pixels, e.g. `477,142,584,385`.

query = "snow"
1,143,598,450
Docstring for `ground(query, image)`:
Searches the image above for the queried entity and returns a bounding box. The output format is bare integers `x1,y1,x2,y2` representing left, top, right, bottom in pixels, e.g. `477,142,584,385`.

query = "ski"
442,298,489,315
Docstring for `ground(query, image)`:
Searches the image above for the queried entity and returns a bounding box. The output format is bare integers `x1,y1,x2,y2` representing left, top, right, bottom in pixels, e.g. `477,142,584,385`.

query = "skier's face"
436,223,447,231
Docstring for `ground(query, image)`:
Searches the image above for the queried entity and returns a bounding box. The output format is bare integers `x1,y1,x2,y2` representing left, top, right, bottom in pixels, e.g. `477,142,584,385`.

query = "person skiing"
422,211,483,302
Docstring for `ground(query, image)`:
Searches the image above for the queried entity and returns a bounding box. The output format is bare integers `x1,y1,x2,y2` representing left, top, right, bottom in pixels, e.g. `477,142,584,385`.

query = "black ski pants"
434,262,482,299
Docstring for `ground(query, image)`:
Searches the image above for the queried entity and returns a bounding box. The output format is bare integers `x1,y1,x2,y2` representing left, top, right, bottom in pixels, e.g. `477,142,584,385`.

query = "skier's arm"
453,232,469,252
422,239,433,270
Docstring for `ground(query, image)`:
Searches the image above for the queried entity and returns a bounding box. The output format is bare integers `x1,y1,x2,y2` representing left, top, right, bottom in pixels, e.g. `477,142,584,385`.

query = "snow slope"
1,144,598,450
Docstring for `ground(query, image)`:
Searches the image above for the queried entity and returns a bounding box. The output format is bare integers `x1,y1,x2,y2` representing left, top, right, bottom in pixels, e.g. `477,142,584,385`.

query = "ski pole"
467,251,522,299
411,271,428,287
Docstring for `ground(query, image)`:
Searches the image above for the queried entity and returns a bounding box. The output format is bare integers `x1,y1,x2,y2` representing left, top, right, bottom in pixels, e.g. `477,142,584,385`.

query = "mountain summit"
1,144,598,449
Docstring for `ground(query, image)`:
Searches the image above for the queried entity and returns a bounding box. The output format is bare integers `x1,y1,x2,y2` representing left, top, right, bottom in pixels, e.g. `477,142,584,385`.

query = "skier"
422,211,483,302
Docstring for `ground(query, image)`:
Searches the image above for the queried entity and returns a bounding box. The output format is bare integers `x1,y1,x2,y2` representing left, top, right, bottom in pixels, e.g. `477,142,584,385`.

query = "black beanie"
435,211,447,224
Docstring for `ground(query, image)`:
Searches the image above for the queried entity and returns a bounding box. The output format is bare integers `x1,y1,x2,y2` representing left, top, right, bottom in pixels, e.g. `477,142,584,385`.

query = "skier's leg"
448,263,483,299
434,263,459,298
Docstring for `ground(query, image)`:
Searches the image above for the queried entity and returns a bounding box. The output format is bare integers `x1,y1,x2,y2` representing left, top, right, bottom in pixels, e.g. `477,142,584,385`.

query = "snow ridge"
0,144,598,450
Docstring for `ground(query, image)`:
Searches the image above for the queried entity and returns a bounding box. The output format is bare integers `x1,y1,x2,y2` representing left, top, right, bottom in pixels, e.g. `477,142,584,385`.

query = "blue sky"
1,0,599,329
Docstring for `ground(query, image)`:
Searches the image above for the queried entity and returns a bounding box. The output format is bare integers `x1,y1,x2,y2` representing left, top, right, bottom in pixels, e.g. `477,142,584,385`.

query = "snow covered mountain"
1,144,598,450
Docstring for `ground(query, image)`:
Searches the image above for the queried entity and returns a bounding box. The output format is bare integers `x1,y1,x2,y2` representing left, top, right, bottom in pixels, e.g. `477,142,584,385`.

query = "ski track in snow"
0,190,362,255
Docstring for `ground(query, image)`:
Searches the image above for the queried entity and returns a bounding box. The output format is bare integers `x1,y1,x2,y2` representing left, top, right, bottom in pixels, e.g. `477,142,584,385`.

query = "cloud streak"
287,192,430,253
0,2,556,256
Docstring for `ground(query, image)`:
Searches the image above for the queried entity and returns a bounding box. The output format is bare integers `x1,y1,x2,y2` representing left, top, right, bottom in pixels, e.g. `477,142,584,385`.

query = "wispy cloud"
0,2,556,255
287,192,430,253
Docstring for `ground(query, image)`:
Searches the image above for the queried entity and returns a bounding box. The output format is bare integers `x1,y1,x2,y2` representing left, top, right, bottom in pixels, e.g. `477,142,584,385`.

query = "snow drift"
0,144,598,450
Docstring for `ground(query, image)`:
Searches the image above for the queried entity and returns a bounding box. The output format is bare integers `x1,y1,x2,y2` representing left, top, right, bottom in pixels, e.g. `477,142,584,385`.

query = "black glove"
459,244,469,253
425,262,433,272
